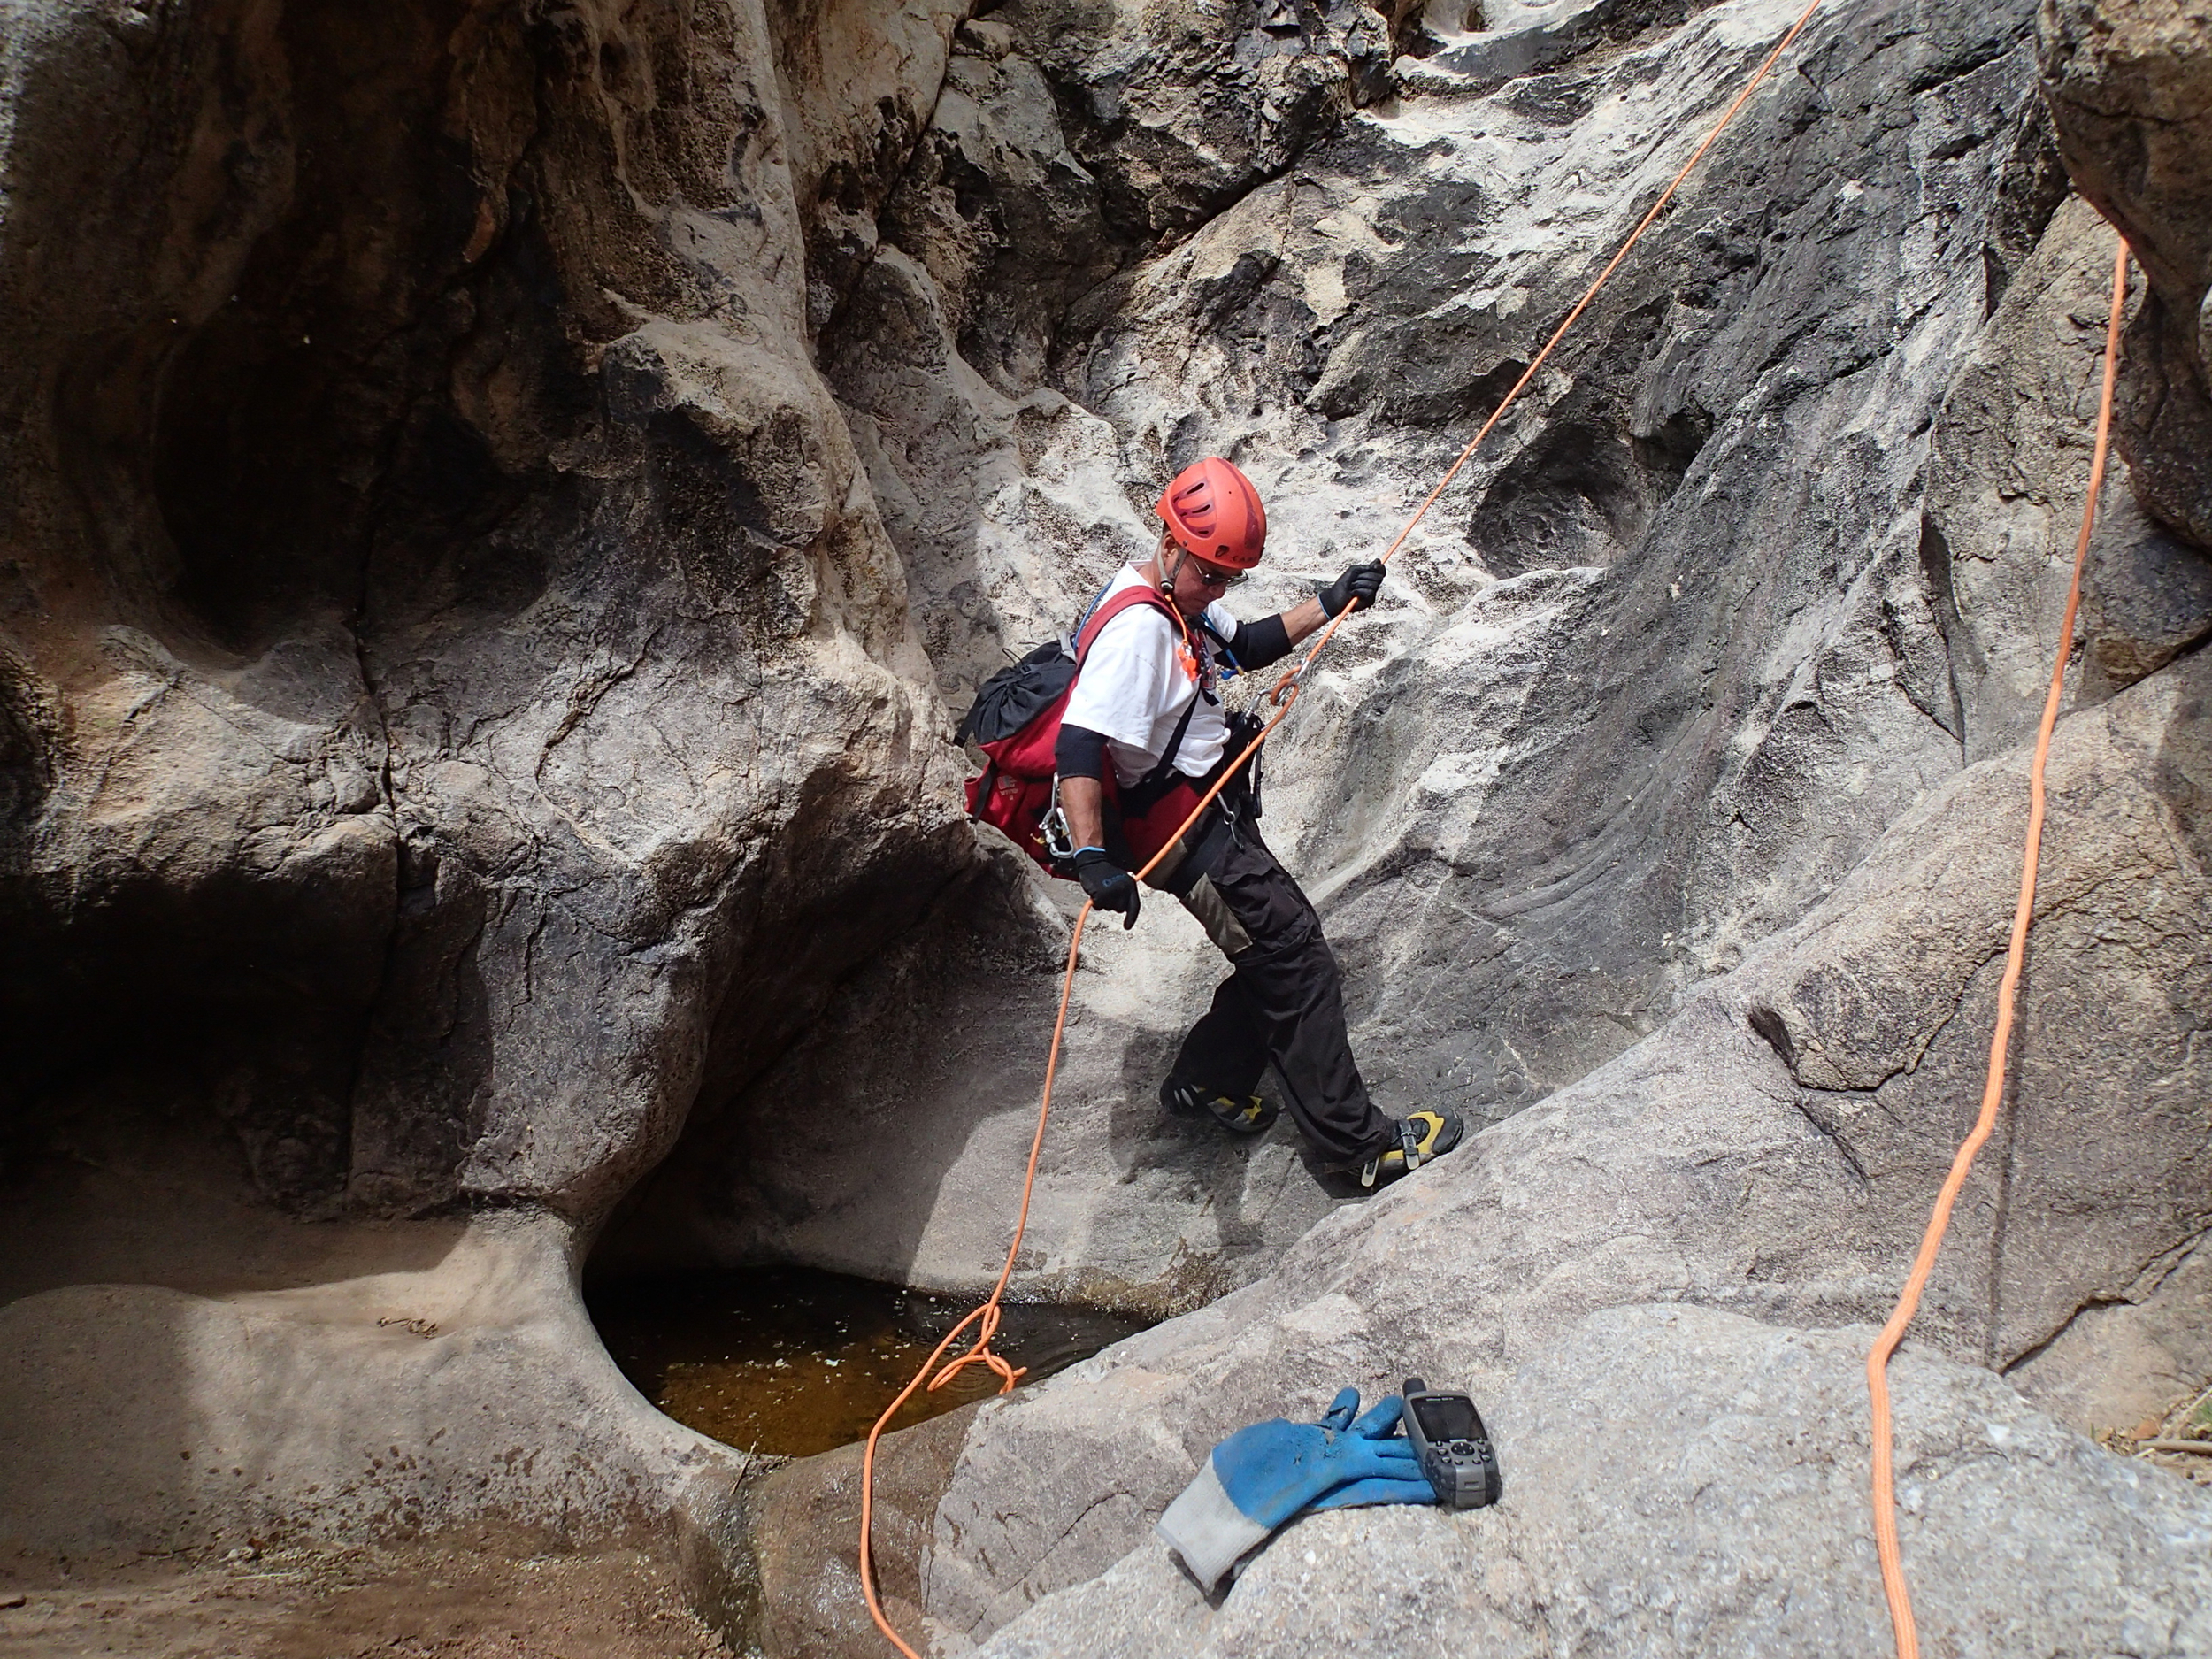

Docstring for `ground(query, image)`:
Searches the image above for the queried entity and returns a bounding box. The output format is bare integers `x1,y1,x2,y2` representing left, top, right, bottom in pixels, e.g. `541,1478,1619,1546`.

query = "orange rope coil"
1863,234,2131,1659
859,1,1837,1650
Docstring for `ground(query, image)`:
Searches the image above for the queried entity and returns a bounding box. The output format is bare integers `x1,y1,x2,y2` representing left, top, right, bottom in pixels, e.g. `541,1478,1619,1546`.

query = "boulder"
0,1209,736,1556
741,1402,982,1659
972,1307,2212,1659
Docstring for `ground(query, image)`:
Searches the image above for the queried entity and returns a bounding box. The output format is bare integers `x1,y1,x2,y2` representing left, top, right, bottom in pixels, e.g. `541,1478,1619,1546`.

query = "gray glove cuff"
1156,1458,1270,1591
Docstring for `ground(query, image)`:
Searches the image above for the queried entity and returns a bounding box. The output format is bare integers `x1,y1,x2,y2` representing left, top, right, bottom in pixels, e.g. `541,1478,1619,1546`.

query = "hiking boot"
1160,1079,1279,1137
1357,1110,1463,1189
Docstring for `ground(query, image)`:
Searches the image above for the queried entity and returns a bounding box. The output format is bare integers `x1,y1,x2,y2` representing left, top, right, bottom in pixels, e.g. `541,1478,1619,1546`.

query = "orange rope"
856,904,1092,1657
1276,0,1835,695
1863,233,2131,1659
857,1,1836,1648
856,713,1302,1659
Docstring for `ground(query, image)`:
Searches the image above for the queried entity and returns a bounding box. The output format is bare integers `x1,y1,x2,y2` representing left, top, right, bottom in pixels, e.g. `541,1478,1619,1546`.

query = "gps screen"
1410,1394,1479,1441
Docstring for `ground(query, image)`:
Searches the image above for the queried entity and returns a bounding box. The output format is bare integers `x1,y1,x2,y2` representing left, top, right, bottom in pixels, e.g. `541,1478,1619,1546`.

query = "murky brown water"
587,1268,1150,1458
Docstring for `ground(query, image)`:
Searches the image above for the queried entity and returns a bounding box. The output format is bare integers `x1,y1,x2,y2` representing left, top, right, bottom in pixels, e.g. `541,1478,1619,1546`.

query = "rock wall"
602,0,2211,1330
0,0,976,1559
2,0,2208,1651
0,0,972,1225
2040,0,2212,549
788,0,2210,1652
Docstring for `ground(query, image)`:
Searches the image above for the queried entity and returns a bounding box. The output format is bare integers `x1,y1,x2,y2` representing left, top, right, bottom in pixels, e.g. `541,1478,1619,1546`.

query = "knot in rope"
929,1302,1026,1394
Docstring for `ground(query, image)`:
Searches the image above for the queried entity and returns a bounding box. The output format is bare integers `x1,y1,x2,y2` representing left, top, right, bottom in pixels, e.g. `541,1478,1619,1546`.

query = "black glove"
1073,848,1141,929
1318,559,1386,618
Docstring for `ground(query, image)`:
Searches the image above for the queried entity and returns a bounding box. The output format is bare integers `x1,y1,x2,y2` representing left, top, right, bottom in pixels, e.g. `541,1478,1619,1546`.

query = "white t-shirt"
1061,566,1236,788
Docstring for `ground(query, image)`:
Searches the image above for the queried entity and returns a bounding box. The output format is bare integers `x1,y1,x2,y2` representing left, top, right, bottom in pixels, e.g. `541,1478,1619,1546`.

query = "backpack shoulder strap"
1074,583,1183,665
1191,610,1243,673
1151,687,1202,780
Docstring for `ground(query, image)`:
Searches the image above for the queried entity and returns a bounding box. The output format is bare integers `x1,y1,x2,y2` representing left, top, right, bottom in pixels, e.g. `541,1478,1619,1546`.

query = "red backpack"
956,586,1195,876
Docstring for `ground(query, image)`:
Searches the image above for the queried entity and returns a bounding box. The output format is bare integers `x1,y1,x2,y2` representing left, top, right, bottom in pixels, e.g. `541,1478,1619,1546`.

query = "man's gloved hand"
1317,559,1386,618
1156,1388,1437,1590
1073,847,1141,929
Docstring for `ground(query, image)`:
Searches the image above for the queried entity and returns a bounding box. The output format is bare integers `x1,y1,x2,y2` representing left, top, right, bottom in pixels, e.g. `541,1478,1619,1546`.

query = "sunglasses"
1186,556,1248,589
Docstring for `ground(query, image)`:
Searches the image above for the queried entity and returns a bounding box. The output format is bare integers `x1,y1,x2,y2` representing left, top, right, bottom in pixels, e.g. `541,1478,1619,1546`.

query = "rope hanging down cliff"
1864,232,2133,1659
860,0,1839,1650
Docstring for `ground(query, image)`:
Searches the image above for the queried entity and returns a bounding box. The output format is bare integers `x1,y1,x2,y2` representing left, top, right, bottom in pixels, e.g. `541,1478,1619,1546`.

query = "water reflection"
587,1267,1150,1457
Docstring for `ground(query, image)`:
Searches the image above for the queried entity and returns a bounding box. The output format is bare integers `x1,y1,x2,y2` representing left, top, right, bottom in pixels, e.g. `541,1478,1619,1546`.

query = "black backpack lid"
955,636,1076,746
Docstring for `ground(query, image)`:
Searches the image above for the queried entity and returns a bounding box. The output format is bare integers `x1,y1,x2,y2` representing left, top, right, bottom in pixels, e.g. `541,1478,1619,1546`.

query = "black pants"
1154,808,1395,1169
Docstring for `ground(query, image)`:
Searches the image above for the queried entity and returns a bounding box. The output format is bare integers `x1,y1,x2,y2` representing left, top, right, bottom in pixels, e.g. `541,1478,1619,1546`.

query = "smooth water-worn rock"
684,0,2212,1643
4,0,2208,1651
618,0,2208,1317
0,0,972,1555
0,1210,735,1553
0,0,972,1224
970,1307,2212,1659
741,1402,981,1659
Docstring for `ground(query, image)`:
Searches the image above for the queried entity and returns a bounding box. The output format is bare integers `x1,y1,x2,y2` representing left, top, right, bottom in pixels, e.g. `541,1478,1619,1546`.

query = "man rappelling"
1045,457,1463,1191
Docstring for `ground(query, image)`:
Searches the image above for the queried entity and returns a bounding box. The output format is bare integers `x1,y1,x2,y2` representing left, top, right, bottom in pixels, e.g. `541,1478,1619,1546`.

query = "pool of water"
587,1267,1152,1458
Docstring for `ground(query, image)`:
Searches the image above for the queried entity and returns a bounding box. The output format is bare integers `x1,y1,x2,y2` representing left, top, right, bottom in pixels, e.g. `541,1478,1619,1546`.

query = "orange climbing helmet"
1157,457,1267,570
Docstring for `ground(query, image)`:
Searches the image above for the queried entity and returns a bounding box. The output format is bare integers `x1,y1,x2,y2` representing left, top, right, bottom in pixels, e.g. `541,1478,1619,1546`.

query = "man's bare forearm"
1278,595,1328,647
1061,774,1108,852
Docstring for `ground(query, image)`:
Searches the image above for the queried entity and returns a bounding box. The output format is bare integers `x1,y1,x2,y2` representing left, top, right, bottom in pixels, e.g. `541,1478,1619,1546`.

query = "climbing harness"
862,0,1838,1650
1863,233,2131,1659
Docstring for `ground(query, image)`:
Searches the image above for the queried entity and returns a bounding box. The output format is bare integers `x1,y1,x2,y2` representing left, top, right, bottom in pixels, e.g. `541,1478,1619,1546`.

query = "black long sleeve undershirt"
1225,614,1291,669
1056,720,1110,782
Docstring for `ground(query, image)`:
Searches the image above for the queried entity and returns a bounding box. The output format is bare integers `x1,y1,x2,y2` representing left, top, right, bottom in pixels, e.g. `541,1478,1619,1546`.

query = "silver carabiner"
1040,780,1078,864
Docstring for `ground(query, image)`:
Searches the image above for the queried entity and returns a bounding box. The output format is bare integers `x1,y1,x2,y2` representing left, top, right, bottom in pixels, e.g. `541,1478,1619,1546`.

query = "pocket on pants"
1179,874,1255,960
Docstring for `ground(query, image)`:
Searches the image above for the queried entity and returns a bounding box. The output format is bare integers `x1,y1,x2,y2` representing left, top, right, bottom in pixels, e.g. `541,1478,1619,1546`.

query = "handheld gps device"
1401,1377,1502,1509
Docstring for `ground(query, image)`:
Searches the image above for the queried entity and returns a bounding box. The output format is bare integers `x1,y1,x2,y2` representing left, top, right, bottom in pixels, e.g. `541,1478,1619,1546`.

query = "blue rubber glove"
1156,1389,1438,1589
